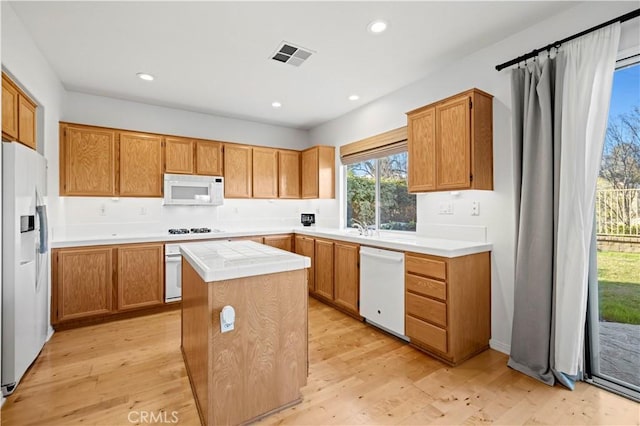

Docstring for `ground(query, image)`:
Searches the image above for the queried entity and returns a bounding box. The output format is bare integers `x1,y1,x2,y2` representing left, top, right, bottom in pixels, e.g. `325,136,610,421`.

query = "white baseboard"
489,339,511,355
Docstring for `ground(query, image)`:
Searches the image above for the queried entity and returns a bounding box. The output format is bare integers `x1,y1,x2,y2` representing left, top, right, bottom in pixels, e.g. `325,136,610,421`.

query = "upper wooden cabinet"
2,75,19,141
278,150,301,199
119,131,164,197
301,145,335,199
252,147,278,198
407,88,493,192
224,144,253,198
407,107,436,192
165,136,194,174
117,244,164,311
60,123,117,196
2,73,37,149
58,121,335,199
195,140,223,176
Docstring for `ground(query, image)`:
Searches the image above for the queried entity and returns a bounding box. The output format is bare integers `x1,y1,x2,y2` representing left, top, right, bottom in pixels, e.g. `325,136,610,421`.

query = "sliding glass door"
588,59,640,401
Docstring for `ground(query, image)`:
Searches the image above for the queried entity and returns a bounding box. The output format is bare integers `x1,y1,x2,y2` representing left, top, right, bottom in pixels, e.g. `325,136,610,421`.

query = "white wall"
63,91,309,151
308,2,639,353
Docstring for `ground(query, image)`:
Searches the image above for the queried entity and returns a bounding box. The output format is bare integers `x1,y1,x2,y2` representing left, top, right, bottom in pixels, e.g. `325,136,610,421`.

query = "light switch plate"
471,201,480,216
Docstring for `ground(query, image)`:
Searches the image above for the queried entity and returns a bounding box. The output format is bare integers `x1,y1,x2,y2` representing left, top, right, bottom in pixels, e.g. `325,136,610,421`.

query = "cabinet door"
2,75,19,140
224,144,252,198
55,247,114,322
196,140,223,176
295,236,315,292
301,147,318,198
117,244,164,310
436,95,471,189
314,239,334,300
264,234,293,252
279,150,300,198
119,132,163,197
407,107,436,192
18,94,36,149
165,136,194,174
334,242,359,314
61,124,117,196
252,147,278,198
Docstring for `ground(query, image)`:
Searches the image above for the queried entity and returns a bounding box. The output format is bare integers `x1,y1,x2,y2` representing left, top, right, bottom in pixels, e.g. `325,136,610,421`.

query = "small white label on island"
220,305,235,333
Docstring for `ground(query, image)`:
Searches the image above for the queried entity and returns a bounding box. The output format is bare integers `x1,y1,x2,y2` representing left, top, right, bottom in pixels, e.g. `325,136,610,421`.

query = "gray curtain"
508,55,566,385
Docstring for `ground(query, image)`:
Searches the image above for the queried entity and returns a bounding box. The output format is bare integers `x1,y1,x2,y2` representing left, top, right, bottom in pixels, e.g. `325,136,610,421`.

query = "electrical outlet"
99,204,106,216
140,207,147,216
471,201,480,216
439,202,453,215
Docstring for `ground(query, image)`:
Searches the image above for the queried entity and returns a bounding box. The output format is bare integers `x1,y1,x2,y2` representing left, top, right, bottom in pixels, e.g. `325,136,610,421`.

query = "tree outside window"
346,152,416,231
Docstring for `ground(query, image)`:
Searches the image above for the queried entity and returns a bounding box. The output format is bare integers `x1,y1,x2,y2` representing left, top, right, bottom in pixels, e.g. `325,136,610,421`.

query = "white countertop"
51,226,492,258
180,240,311,282
294,228,492,258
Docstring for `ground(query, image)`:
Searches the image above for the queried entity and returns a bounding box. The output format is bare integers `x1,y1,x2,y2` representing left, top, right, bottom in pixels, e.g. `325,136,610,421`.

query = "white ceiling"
10,1,579,129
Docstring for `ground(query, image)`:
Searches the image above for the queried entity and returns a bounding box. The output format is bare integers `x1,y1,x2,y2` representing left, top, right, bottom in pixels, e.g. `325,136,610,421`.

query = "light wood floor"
2,298,638,425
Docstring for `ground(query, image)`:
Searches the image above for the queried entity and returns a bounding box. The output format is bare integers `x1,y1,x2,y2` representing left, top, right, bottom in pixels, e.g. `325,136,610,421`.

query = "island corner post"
180,254,308,425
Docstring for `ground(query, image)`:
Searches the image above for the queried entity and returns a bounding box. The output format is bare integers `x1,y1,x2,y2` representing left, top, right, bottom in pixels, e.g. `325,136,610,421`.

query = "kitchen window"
345,151,416,231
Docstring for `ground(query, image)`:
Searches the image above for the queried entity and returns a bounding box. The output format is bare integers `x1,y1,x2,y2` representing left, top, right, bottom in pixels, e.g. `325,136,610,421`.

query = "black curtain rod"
495,8,640,71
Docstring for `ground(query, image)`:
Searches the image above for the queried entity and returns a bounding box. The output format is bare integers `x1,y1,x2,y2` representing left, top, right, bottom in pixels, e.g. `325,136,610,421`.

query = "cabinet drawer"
406,273,446,300
405,254,446,280
406,315,447,353
406,292,447,327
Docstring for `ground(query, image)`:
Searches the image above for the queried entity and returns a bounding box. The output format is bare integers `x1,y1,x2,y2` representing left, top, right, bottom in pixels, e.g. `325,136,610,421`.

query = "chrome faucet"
351,219,370,237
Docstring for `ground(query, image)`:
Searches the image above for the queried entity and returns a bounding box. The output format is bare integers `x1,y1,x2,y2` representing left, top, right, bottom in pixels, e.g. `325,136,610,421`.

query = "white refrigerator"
1,142,49,396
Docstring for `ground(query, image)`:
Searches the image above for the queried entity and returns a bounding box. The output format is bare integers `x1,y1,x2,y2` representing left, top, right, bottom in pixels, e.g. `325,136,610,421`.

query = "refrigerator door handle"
36,204,48,254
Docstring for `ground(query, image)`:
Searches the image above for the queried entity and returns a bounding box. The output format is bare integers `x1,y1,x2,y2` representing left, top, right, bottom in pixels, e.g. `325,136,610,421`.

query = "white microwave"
163,174,224,206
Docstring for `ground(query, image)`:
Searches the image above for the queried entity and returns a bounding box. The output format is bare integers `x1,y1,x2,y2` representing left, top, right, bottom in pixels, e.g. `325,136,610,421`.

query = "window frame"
343,151,416,233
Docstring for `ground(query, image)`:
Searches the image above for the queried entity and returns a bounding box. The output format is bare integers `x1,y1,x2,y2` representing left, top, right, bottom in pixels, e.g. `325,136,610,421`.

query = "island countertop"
180,240,311,282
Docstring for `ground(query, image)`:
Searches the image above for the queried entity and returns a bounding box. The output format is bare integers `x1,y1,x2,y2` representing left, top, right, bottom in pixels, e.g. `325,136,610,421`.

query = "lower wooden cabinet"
314,239,334,300
52,243,165,327
404,251,490,365
117,244,164,310
306,236,360,317
295,235,315,292
333,242,359,314
53,246,114,323
263,234,294,252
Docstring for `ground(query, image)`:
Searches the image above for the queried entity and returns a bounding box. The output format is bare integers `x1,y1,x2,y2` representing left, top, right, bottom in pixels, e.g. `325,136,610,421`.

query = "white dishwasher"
359,246,407,339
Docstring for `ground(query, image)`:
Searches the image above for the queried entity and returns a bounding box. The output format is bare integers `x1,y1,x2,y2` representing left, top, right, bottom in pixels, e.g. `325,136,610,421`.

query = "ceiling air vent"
271,41,314,67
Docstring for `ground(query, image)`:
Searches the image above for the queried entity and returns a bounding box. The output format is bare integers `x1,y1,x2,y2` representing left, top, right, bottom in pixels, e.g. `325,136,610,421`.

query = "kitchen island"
179,240,310,425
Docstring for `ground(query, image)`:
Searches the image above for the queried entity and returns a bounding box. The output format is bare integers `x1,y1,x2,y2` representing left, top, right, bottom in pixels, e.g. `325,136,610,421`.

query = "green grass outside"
597,251,640,325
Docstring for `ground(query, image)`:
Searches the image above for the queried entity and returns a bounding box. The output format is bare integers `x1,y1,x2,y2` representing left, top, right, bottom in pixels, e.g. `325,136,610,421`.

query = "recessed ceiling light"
272,101,282,108
348,94,360,101
136,72,154,81
367,20,388,34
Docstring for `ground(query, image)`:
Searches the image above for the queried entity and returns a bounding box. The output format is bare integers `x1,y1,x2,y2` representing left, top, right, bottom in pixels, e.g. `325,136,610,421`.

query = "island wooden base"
181,259,308,425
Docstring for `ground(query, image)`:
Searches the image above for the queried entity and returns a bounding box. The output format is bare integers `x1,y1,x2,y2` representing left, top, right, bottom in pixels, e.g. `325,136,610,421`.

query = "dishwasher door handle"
361,252,403,263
